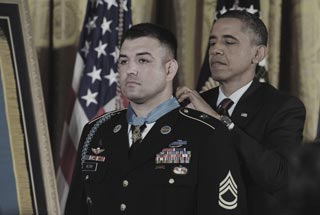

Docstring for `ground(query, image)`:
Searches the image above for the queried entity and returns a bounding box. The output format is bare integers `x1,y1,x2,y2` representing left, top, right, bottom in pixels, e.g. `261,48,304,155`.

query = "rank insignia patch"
218,170,238,210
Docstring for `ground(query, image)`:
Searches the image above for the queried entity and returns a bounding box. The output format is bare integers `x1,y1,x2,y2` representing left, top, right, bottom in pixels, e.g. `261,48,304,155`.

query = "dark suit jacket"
201,79,306,215
65,107,247,215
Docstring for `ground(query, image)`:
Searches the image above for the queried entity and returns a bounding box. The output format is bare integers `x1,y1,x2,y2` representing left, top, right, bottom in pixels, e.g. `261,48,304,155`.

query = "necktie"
129,124,146,157
217,98,234,116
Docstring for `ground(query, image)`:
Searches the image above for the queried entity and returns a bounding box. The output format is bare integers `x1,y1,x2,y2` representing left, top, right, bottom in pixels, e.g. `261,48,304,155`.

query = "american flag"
56,0,132,212
196,0,266,92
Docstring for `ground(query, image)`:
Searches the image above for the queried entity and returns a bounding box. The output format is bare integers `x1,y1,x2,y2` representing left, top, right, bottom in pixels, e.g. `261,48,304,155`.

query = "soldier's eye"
118,59,128,65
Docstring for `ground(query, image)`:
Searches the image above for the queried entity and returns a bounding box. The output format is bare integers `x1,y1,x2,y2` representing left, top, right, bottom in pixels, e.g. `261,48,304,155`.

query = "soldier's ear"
252,45,267,64
166,59,178,81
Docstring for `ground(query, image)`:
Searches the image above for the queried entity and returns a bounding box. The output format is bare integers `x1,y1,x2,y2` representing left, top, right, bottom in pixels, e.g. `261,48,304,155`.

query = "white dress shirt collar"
217,80,253,116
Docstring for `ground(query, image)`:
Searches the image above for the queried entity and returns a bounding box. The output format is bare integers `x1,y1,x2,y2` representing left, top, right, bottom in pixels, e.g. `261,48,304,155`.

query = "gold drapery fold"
132,0,156,23
289,0,320,141
173,0,197,87
200,0,216,65
261,0,282,87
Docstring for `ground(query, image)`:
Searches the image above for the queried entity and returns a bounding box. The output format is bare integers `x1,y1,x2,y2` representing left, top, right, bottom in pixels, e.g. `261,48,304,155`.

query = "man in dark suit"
176,11,306,215
65,23,247,215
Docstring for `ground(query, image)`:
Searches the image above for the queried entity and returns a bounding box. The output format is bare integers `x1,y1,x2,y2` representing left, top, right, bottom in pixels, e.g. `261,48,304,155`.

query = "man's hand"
176,86,221,120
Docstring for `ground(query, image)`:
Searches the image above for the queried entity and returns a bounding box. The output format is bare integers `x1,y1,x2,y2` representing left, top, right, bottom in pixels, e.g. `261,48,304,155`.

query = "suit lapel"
126,109,179,173
201,79,264,129
231,79,263,128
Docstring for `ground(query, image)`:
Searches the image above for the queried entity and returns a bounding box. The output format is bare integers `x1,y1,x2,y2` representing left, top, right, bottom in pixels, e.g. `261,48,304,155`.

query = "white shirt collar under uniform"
217,80,253,116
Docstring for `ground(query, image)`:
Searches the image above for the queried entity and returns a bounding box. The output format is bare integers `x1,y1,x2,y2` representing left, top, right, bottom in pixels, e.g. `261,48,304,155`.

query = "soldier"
66,23,247,215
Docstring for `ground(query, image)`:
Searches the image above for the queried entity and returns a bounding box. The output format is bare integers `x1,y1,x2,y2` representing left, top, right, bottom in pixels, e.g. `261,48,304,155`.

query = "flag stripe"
60,133,77,184
65,90,76,124
69,99,89,146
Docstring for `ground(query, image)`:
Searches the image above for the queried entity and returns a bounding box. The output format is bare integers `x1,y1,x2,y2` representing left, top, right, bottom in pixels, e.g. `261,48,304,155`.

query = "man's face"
118,37,172,105
209,18,258,84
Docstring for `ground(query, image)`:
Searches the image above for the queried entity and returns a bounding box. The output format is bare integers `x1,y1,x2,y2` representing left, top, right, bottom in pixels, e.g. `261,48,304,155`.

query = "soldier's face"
118,37,173,105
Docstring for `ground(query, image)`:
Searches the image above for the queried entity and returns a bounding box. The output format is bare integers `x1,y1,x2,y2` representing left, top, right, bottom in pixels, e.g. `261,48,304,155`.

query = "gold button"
123,180,129,187
86,196,92,205
120,203,126,211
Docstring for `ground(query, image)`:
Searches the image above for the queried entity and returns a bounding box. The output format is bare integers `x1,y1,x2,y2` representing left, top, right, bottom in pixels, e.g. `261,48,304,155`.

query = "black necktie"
129,124,146,157
217,98,234,116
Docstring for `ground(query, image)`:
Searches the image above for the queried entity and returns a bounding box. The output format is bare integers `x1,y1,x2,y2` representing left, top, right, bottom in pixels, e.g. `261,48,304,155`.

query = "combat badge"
169,140,187,148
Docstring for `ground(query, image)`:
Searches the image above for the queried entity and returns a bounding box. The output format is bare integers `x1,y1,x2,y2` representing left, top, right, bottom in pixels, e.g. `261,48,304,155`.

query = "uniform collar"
127,97,180,126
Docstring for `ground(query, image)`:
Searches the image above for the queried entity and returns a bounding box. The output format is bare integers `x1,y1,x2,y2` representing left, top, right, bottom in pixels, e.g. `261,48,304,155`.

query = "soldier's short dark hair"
219,10,268,46
120,23,177,59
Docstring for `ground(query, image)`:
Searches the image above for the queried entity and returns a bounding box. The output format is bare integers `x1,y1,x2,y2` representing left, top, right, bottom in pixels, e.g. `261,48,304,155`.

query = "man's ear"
166,59,178,81
252,45,267,64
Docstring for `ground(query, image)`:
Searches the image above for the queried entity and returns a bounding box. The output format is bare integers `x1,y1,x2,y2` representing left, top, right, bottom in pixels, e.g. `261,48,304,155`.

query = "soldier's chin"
128,95,144,104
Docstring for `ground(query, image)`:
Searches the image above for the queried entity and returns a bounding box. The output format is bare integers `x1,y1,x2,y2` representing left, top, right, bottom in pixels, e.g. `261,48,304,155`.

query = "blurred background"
26,0,320,211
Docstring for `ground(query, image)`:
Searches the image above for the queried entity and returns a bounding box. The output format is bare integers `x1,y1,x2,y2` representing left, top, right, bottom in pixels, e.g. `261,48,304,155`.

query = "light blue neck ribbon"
127,97,180,126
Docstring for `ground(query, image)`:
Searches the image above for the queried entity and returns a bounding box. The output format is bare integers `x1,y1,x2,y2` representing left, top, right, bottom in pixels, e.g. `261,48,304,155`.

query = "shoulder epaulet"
88,108,127,125
179,107,216,130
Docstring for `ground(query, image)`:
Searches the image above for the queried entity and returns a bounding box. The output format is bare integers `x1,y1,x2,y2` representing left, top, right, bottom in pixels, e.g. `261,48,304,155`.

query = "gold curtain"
27,0,320,167
28,0,87,166
288,0,320,141
261,0,282,87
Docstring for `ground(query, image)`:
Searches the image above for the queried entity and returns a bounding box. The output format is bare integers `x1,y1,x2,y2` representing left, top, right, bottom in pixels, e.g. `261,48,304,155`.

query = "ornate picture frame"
0,0,59,214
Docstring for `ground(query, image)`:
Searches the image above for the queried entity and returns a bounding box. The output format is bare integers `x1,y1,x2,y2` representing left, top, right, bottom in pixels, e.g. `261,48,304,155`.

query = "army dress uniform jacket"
201,79,306,215
65,107,247,215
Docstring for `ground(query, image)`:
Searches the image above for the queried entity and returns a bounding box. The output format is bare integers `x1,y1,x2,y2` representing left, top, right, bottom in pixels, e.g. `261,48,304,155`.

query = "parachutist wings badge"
91,147,105,155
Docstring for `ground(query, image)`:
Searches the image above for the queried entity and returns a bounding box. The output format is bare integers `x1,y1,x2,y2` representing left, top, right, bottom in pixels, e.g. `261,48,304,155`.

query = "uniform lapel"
126,108,180,173
104,113,130,172
231,79,263,128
